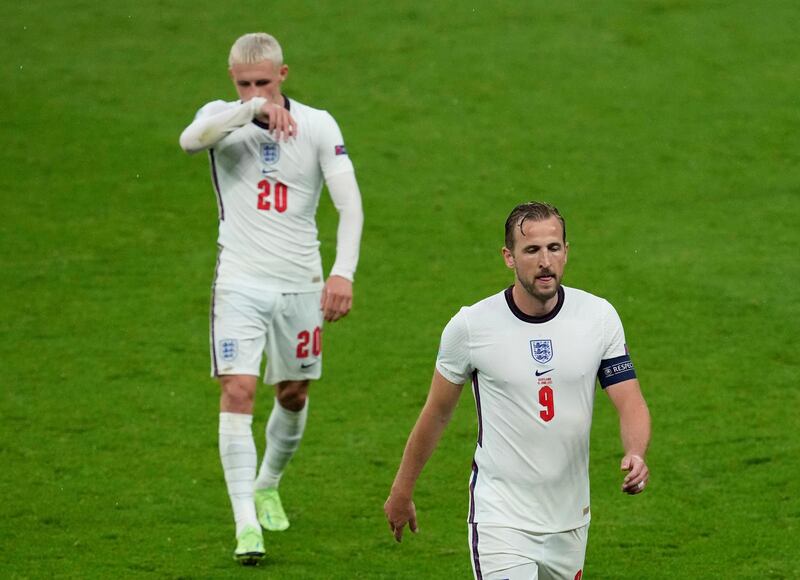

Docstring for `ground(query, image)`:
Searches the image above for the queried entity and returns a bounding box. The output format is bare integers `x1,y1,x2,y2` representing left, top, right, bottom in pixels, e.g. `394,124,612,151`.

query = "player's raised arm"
179,98,296,154
605,378,651,494
384,370,464,542
179,98,264,153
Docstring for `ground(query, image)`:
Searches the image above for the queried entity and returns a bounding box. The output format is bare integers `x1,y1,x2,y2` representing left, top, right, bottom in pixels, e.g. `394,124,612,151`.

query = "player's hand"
621,453,649,495
259,101,297,141
384,493,418,543
321,275,353,322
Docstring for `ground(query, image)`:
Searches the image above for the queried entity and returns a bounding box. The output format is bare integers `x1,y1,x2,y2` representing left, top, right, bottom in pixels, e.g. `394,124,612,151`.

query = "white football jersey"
436,285,636,533
196,97,354,292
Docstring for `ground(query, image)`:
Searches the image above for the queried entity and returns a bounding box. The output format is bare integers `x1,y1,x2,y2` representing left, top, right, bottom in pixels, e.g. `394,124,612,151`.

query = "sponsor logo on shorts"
334,144,347,156
261,142,280,164
530,339,553,364
300,361,318,369
220,339,238,362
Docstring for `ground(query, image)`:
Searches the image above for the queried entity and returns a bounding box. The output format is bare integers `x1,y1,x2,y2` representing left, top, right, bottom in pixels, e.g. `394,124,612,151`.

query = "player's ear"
279,64,289,82
502,246,515,269
564,241,569,264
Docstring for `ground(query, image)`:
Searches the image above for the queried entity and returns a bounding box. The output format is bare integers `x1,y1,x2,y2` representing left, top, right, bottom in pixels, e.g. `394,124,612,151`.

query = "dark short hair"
504,202,566,249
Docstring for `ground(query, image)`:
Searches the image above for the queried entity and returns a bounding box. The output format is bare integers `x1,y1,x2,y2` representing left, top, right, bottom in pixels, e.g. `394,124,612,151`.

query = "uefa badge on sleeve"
530,339,553,364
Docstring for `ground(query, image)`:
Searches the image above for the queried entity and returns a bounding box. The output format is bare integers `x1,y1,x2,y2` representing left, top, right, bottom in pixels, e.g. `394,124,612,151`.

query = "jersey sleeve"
179,98,265,153
195,99,233,120
316,111,355,179
597,301,637,389
435,309,473,386
325,172,363,281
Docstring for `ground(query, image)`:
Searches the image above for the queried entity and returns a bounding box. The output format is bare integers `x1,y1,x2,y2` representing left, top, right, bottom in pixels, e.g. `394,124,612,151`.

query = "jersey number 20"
257,180,288,212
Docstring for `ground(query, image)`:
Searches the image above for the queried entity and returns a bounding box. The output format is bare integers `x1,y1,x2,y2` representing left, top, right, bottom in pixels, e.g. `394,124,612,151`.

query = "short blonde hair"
228,33,283,67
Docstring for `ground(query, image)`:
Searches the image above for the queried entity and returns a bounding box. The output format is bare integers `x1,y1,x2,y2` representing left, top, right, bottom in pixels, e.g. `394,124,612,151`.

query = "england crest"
220,339,238,362
261,142,280,164
530,339,553,364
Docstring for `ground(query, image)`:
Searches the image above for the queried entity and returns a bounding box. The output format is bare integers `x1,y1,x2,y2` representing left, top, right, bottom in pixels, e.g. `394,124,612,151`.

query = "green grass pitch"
2,1,798,578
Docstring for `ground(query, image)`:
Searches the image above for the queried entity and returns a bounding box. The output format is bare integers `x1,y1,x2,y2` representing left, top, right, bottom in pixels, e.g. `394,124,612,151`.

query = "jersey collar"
504,285,565,324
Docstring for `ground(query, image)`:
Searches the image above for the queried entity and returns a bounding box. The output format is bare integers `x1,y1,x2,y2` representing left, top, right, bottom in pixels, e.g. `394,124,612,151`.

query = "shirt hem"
467,515,591,534
214,277,323,294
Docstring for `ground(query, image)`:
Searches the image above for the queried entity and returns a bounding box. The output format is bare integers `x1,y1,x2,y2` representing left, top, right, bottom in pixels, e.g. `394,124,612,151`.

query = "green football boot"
233,525,265,566
255,487,290,531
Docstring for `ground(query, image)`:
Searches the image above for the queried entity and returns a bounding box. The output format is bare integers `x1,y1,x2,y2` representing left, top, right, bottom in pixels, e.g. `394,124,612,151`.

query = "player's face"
502,216,568,303
229,60,288,104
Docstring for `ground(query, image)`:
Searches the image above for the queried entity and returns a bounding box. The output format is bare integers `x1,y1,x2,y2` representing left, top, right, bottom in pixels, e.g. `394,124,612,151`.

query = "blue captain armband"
598,354,637,389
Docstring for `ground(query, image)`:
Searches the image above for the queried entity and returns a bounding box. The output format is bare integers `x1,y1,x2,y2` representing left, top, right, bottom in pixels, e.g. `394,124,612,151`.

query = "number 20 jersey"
197,97,354,292
435,285,636,533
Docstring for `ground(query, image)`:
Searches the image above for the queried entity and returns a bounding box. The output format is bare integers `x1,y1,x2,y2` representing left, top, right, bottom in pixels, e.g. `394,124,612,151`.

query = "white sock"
219,412,259,536
254,398,308,490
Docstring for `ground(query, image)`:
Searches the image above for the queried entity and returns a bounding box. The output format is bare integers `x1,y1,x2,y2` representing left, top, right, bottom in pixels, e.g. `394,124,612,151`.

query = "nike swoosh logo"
535,369,553,376
300,361,318,369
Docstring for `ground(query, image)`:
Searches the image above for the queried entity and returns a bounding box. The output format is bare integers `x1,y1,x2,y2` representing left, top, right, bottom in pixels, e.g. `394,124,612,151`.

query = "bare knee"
275,380,309,412
219,375,258,413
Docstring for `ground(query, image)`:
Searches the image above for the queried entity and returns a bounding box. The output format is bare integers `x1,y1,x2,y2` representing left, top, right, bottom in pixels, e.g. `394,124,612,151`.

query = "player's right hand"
260,101,297,141
384,494,418,543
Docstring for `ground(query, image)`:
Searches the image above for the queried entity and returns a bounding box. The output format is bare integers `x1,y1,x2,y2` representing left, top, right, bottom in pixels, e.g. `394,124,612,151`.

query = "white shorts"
468,523,588,580
210,285,323,384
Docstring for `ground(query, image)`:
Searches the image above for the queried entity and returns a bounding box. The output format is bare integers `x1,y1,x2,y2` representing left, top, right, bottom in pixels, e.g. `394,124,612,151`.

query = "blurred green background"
1,1,798,577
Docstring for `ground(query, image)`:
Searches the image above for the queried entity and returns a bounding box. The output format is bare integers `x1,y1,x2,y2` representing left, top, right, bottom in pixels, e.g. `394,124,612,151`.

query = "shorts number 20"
296,327,322,358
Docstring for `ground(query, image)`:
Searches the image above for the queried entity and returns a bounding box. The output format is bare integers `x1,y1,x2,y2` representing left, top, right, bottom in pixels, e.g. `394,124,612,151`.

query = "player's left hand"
321,275,353,322
621,453,649,495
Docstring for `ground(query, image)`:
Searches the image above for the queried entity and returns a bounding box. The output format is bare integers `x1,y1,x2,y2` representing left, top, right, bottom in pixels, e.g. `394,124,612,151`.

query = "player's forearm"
619,396,651,458
179,98,266,153
391,404,454,498
326,171,363,280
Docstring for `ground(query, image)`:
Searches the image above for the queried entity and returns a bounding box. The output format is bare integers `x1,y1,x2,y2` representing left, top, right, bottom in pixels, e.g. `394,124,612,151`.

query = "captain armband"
597,354,637,389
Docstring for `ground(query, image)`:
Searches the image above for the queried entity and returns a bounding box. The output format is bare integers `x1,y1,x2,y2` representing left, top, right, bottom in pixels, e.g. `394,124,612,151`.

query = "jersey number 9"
538,385,555,422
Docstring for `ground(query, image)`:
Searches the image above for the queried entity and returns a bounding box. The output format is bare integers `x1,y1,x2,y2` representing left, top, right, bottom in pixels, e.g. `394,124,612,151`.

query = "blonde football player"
180,32,363,565
385,202,650,579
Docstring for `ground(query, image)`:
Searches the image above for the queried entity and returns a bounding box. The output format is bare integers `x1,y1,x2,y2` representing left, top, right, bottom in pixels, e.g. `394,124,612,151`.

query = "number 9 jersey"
196,97,355,293
435,285,636,533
